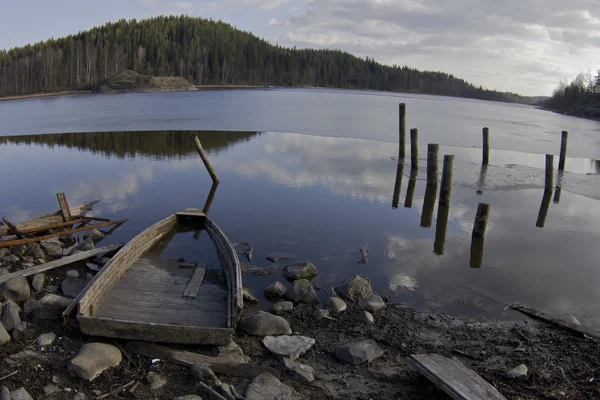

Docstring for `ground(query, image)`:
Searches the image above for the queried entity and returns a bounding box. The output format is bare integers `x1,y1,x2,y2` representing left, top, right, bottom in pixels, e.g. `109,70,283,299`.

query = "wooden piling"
193,136,220,184
482,127,489,165
392,161,404,209
472,203,490,237
410,128,418,169
420,184,437,228
427,144,439,185
536,190,552,228
558,130,568,171
404,168,418,208
399,103,406,160
439,155,455,205
544,154,554,193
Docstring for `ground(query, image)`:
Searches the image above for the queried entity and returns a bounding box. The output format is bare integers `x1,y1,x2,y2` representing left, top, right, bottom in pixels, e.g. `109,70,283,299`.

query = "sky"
1,0,599,96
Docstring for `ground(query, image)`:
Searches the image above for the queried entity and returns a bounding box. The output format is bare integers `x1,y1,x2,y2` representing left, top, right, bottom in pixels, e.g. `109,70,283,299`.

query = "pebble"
335,276,372,302
245,373,292,400
212,341,245,357
11,244,28,256
10,387,33,400
242,287,259,304
43,384,59,395
86,263,100,272
285,279,318,304
11,321,36,341
146,371,167,390
32,273,45,292
1,276,31,302
0,387,8,400
83,229,106,242
326,296,347,313
26,243,46,261
238,311,292,336
314,309,331,321
67,238,95,255
282,261,318,280
358,310,375,325
2,299,22,331
272,301,294,314
264,281,287,298
359,294,386,312
507,364,528,379
335,339,384,365
36,294,72,320
38,332,57,349
281,358,315,383
68,343,122,381
41,240,63,258
0,323,9,345
66,270,80,278
73,393,86,400
6,350,46,366
262,335,315,360
266,252,294,263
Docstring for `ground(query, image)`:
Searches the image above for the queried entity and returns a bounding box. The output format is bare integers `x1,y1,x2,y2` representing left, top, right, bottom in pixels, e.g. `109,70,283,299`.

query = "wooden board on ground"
408,354,507,400
183,265,207,298
510,304,600,339
0,202,96,236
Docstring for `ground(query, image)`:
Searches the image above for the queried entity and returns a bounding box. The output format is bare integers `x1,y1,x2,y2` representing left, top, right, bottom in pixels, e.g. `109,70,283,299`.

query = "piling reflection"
553,171,563,204
536,190,552,228
420,184,438,228
470,236,485,268
434,202,450,256
478,164,488,191
404,168,418,208
392,161,404,209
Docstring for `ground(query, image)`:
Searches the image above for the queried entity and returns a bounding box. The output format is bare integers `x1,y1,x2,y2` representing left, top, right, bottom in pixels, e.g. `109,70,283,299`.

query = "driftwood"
56,192,72,221
510,304,600,339
0,244,122,284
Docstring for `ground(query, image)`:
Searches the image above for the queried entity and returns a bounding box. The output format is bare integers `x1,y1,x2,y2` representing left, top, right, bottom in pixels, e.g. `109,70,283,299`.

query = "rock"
282,261,318,280
243,265,277,276
335,276,372,302
73,393,86,400
174,396,203,400
0,248,7,258
38,332,57,348
358,310,375,325
326,296,347,313
66,270,80,278
335,339,384,365
238,311,292,336
11,244,28,256
272,301,294,314
68,343,122,381
6,350,45,366
264,281,287,298
568,315,581,325
212,341,244,357
0,323,9,345
26,243,46,261
61,276,88,298
0,387,9,400
242,288,259,304
44,384,59,395
22,263,34,269
0,268,7,276
67,238,94,256
245,373,292,400
83,229,106,242
41,240,63,258
266,252,294,263
36,294,72,320
359,294,386,312
2,300,21,331
285,279,318,304
507,364,528,379
313,309,330,321
281,358,315,383
2,276,31,302
22,298,39,315
59,234,77,247
146,371,167,390
262,335,315,360
11,321,35,341
32,273,45,292
10,388,33,400
86,263,100,272
45,285,59,294
4,254,20,264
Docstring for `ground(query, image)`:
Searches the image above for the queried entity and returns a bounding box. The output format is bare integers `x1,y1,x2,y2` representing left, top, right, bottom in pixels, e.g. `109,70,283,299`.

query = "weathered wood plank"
510,304,600,339
176,208,207,218
56,192,72,221
0,202,96,236
0,244,122,284
408,354,506,400
184,266,207,298
94,305,226,327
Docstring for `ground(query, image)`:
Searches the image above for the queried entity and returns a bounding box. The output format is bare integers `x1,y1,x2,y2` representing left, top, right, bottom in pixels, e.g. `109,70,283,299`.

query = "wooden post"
472,203,490,237
392,161,404,209
404,168,418,208
56,192,72,222
439,155,454,205
193,136,220,184
536,190,552,228
482,127,489,165
420,184,437,228
434,203,450,256
544,154,554,192
410,128,418,169
559,130,568,171
427,144,439,185
399,103,406,160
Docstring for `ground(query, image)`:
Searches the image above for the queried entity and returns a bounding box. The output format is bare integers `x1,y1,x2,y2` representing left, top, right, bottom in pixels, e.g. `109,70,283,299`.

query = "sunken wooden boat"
71,208,243,345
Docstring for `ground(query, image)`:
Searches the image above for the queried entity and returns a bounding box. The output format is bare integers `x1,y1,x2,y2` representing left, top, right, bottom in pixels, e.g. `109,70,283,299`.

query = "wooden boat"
71,208,243,345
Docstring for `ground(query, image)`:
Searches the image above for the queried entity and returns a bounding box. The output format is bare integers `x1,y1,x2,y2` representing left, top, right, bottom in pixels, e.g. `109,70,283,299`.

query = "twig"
112,340,134,365
0,370,18,380
96,380,135,399
23,337,39,351
197,381,228,400
128,381,141,393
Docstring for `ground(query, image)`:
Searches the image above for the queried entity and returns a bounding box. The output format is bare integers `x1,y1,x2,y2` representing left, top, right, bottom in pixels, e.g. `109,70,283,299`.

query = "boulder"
507,364,528,379
83,229,106,242
10,387,33,400
262,335,315,360
41,240,63,258
281,358,315,383
313,309,330,321
285,279,318,304
61,276,88,298
282,261,317,280
335,339,384,365
335,276,372,302
358,311,375,325
238,311,292,336
326,296,347,313
38,332,57,349
264,281,287,298
242,288,259,304
2,300,21,331
146,371,167,390
68,343,122,381
0,323,9,345
245,373,292,400
11,321,35,341
272,301,294,315
67,239,94,256
266,252,294,263
22,298,39,315
359,294,386,312
32,273,45,292
2,276,31,302
26,243,46,261
36,294,72,320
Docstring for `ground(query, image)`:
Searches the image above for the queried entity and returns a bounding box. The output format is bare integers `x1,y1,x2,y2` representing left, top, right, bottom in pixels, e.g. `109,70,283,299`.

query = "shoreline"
0,90,92,102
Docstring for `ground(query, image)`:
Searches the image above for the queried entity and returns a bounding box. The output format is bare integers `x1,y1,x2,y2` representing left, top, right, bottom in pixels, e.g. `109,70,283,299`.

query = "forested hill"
1,15,532,103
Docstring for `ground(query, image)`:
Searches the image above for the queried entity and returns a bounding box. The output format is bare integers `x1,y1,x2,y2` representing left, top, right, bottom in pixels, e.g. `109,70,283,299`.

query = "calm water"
1,89,600,326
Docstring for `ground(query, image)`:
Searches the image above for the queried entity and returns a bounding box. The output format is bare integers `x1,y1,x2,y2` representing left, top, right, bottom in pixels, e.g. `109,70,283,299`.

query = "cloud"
240,0,291,10
268,18,288,27
170,1,195,10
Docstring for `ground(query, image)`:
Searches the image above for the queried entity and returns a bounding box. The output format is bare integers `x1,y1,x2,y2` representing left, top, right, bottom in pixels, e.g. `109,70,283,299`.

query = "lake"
1,89,600,326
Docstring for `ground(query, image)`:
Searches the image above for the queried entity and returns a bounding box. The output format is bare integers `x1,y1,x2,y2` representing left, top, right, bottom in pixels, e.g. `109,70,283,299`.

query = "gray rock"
45,285,60,294
10,387,33,400
4,254,20,264
0,248,8,258
0,323,9,345
2,276,31,302
174,396,203,400
282,261,317,281
61,276,88,298
146,371,167,390
59,234,77,248
0,386,9,400
73,393,86,400
246,373,292,400
266,252,294,263
335,276,372,302
242,288,259,304
11,321,35,341
264,281,287,298
26,243,46,261
238,311,292,336
335,339,384,365
358,310,375,325
86,263,100,272
32,273,45,292
0,268,7,276
6,350,45,366
359,294,386,312
38,332,57,349
66,270,80,278
67,239,94,256
68,343,122,381
44,384,59,395
212,341,244,357
262,335,315,360
243,265,277,276
507,364,528,379
11,244,28,256
41,240,63,258
2,300,21,331
272,301,294,314
285,279,318,304
36,294,72,320
83,229,106,242
568,315,581,325
281,358,315,383
22,298,39,315
326,296,347,313
313,309,330,321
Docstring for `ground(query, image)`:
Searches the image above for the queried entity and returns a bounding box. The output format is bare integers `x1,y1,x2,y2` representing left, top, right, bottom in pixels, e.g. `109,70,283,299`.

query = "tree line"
545,71,600,118
1,15,534,103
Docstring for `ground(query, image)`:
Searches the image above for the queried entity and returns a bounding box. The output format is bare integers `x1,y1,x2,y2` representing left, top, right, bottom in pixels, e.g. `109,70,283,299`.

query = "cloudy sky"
1,0,599,95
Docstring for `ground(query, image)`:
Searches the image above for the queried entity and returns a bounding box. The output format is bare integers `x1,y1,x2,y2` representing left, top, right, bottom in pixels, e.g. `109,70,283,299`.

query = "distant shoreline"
0,90,92,102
